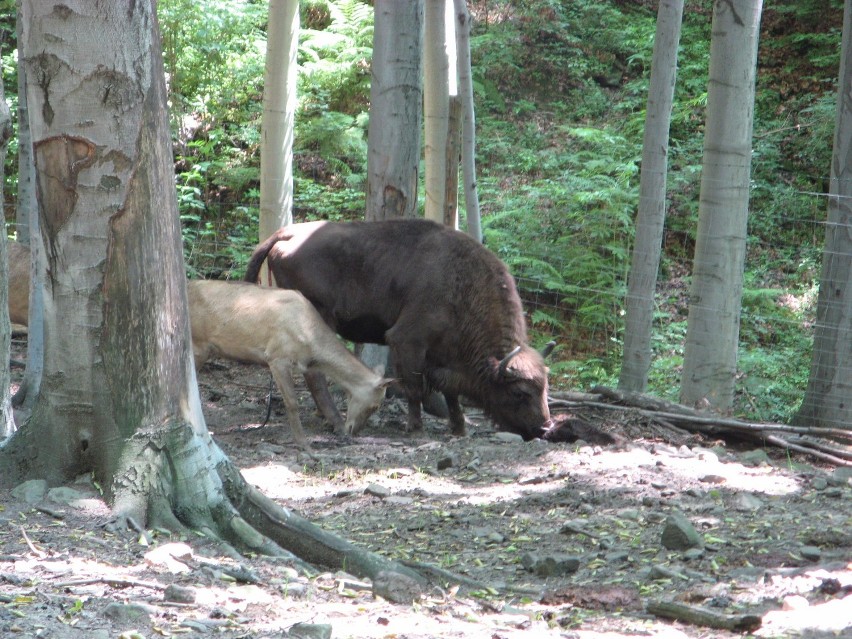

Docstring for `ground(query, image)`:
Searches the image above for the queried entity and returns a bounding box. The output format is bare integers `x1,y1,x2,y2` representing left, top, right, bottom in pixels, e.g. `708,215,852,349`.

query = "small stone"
810,477,828,491
164,584,196,604
830,466,852,486
660,512,703,550
372,571,423,604
384,496,414,506
492,432,524,444
800,545,821,561
436,454,457,470
740,449,771,467
11,479,48,504
683,548,705,561
520,553,580,577
101,602,151,625
364,484,390,499
47,486,87,504
782,595,810,611
733,493,763,512
604,550,630,563
288,622,333,639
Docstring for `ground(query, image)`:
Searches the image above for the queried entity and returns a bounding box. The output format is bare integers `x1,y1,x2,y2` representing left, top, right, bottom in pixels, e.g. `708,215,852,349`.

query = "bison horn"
540,341,556,359
498,345,522,377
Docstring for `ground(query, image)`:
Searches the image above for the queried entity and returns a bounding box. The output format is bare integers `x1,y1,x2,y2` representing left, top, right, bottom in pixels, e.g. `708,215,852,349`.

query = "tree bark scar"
33,134,96,267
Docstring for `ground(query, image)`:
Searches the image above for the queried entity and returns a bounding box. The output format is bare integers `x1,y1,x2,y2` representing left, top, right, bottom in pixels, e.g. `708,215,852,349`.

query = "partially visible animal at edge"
243,218,556,440
188,280,392,447
7,241,30,327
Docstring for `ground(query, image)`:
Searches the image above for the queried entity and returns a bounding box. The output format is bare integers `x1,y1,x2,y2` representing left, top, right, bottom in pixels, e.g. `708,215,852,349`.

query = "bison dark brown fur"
244,219,553,440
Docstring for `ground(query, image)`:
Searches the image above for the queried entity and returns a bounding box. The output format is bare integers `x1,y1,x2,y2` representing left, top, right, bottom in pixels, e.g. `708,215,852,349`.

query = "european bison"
244,219,554,440
188,280,391,446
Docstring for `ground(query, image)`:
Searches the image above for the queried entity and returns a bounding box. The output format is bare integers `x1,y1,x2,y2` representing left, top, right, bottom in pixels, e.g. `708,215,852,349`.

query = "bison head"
484,344,552,440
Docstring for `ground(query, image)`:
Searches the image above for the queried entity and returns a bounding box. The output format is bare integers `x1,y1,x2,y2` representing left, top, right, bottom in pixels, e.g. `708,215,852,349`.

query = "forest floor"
1,333,851,639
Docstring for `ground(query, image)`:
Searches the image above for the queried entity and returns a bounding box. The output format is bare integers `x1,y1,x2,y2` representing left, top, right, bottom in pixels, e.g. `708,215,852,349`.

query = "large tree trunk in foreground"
680,0,762,411
0,0,424,590
796,0,852,430
619,0,684,392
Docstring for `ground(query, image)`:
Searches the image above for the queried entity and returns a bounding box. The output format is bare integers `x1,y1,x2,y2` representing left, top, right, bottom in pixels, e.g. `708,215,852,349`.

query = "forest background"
0,0,842,425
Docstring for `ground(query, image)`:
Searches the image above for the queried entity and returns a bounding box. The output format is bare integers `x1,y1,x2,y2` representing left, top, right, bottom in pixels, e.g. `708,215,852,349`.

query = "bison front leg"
444,393,467,436
268,359,309,449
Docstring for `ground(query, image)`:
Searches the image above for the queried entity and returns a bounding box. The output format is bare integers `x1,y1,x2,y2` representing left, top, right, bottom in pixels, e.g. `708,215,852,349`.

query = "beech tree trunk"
423,0,450,223
0,3,429,590
680,0,763,412
0,77,14,440
259,0,298,247
795,0,852,430
365,0,423,221
619,0,684,392
453,0,482,242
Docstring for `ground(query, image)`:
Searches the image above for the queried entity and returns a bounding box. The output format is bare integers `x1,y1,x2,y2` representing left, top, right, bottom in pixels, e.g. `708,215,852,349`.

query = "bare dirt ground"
2,333,851,639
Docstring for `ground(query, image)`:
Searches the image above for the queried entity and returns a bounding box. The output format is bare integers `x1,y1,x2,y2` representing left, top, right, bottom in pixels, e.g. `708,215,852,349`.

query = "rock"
372,571,423,604
810,476,828,491
384,496,414,506
364,484,390,499
800,545,821,561
436,454,457,470
144,543,194,574
46,486,86,504
101,602,151,625
732,493,763,512
683,548,705,561
647,564,687,581
660,512,703,550
520,553,581,577
830,466,852,486
164,584,196,604
288,622,333,639
492,432,524,444
11,479,48,504
740,449,771,467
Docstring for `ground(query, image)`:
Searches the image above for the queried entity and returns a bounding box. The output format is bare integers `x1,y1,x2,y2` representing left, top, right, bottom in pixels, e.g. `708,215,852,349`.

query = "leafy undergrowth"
1,338,850,638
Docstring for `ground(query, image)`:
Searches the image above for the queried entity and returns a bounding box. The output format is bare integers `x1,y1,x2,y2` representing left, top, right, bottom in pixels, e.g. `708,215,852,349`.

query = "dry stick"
646,599,762,632
20,526,46,559
53,577,165,591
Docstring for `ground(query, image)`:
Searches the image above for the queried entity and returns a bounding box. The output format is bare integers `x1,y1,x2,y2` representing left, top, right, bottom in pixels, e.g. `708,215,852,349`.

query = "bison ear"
540,341,556,359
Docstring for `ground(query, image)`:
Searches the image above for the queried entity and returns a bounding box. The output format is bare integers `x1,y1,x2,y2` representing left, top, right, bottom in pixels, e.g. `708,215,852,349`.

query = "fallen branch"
647,599,762,632
549,387,852,466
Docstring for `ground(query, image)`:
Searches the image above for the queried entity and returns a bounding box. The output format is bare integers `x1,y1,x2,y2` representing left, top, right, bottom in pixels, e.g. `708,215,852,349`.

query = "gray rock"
47,486,86,504
364,484,390,499
660,512,703,550
830,466,852,485
800,545,821,561
164,584,196,604
436,454,458,470
732,493,763,512
372,571,423,604
740,449,771,467
11,479,48,504
492,432,524,444
520,553,581,577
288,622,333,639
647,564,687,581
101,602,151,625
810,476,828,491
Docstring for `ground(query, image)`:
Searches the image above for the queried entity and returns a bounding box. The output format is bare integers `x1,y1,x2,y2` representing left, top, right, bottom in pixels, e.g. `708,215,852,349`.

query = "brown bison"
244,219,554,440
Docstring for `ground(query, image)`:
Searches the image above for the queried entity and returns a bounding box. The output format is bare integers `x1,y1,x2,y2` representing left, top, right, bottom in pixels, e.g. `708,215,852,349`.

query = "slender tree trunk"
619,0,684,392
453,0,482,242
0,78,14,440
795,0,852,430
11,4,44,411
15,2,36,247
365,0,423,221
424,0,450,223
259,0,298,252
680,0,763,412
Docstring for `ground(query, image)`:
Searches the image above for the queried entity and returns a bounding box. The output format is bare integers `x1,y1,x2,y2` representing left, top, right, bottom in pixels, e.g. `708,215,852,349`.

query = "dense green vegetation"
0,0,843,423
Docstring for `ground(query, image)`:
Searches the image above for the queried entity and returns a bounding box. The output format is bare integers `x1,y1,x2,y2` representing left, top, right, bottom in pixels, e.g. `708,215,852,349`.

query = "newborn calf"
188,280,390,447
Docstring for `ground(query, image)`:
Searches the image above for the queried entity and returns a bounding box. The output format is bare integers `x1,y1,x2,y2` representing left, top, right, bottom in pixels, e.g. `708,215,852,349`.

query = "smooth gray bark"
423,0,450,223
453,0,482,242
259,0,298,247
619,0,684,392
0,77,14,440
680,0,763,411
795,0,852,430
365,0,423,221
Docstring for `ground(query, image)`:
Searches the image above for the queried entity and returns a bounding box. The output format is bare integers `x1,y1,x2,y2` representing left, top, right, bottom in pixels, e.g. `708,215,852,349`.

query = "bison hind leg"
445,393,467,436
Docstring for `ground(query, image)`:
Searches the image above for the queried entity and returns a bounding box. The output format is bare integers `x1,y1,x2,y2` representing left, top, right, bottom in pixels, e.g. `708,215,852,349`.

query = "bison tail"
243,227,292,284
